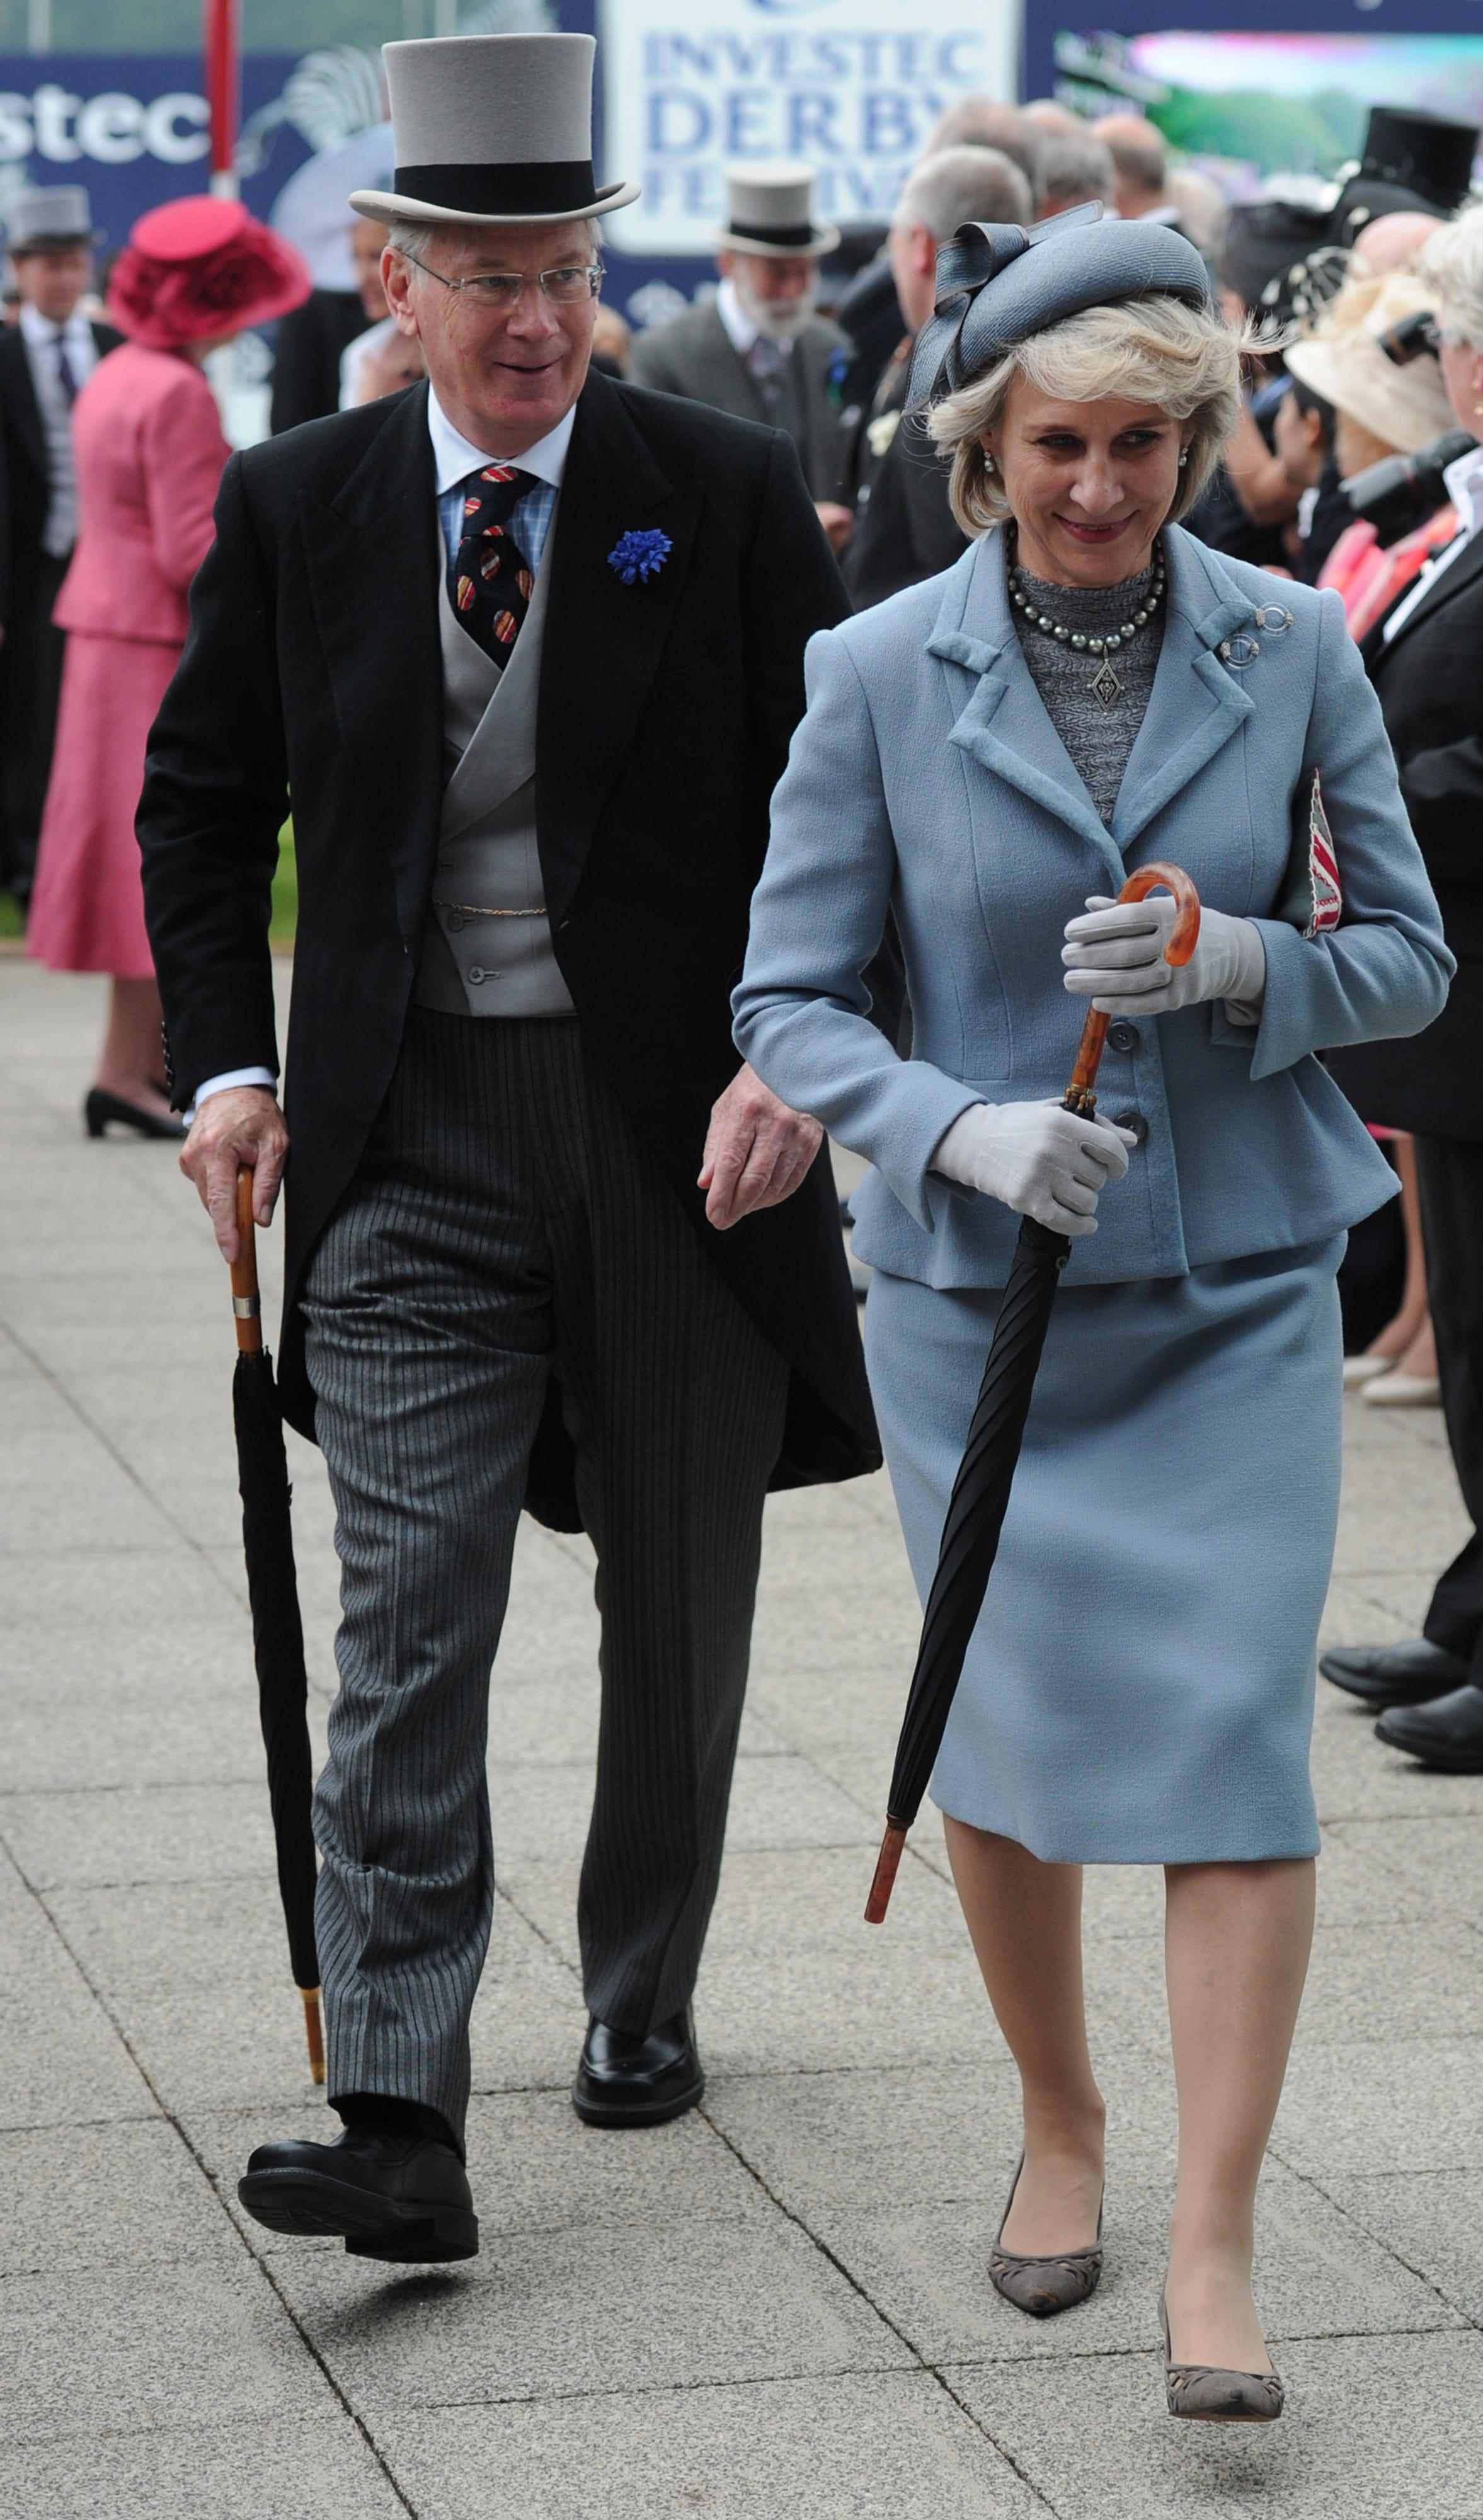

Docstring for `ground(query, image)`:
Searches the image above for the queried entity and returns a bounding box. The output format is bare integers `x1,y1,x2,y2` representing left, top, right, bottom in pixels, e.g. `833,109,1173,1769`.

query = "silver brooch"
1253,604,1295,634
1218,632,1261,670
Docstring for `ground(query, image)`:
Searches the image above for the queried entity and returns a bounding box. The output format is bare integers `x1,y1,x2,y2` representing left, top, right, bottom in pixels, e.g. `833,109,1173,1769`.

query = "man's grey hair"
924,96,1041,193
893,145,1033,244
386,214,604,265
1034,131,1116,214
1097,120,1167,196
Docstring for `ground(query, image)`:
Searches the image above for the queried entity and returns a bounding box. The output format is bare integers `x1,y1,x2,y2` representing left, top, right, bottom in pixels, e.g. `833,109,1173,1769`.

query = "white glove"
932,1099,1135,1239
1062,894,1266,1025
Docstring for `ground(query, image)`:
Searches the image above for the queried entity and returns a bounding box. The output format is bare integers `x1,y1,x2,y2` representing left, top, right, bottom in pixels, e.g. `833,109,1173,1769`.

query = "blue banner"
0,55,311,248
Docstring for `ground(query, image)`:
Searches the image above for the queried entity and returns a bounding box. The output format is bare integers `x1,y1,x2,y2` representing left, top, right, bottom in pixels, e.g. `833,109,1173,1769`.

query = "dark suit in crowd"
838,337,968,612
269,287,367,433
627,297,846,500
139,370,877,2136
1331,536,1483,1678
0,312,122,898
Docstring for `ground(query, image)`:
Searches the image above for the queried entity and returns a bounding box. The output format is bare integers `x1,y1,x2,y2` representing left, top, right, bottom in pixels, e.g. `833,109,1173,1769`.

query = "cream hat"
1286,270,1455,454
349,32,638,228
715,161,839,259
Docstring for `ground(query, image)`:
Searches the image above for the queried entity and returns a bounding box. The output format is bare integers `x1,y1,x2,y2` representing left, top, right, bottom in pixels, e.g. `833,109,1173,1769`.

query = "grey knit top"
1011,549,1165,828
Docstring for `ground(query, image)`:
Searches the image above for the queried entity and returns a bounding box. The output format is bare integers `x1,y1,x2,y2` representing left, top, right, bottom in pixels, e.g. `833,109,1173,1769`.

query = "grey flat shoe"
990,2153,1104,2318
1162,2293,1284,2422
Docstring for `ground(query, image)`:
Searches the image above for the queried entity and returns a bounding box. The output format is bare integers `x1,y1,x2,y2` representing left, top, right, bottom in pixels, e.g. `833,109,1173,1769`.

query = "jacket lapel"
1109,529,1255,851
297,386,443,952
1365,527,1483,667
536,369,701,922
929,527,1258,874
929,541,1124,873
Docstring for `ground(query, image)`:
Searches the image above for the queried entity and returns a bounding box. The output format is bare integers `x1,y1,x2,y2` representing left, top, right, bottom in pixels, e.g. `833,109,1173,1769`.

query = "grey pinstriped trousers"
300,1012,788,2141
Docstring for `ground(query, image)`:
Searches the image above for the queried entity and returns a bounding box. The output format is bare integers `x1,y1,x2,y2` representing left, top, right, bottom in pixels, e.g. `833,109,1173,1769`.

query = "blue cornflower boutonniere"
608,527,672,585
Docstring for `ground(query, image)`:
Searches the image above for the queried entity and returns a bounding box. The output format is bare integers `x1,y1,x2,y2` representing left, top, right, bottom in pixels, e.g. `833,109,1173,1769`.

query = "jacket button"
1107,1021,1140,1053
467,966,487,984
1111,1108,1148,1145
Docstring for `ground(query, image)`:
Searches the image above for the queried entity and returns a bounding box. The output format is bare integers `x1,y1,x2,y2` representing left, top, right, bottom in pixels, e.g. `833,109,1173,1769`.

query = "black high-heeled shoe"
84,1087,186,1142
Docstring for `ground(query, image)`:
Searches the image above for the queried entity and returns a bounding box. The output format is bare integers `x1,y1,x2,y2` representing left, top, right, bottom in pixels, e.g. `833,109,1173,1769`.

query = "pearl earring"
1178,450,1189,467
983,454,995,473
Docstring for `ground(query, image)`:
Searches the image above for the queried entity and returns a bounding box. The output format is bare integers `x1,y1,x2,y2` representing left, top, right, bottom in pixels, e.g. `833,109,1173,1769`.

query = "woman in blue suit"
734,210,1451,2422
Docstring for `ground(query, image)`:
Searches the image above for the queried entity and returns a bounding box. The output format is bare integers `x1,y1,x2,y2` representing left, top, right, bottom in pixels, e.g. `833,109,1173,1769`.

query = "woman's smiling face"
983,378,1191,587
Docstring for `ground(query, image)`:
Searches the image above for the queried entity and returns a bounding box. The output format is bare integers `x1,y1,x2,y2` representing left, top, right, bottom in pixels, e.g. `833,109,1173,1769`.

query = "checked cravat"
449,462,537,668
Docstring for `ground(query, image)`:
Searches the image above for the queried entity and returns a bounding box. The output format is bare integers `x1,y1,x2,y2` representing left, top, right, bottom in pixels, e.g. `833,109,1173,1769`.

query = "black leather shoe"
238,2099,477,2260
1376,1683,1483,1772
1320,1638,1469,1707
571,2010,704,2127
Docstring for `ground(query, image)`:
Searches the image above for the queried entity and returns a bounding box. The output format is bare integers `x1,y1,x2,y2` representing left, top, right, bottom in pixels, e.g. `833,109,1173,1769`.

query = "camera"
1343,427,1477,547
1376,307,1442,367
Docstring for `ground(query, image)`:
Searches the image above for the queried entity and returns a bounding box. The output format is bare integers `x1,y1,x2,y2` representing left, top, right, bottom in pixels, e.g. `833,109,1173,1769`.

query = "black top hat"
1331,105,1479,245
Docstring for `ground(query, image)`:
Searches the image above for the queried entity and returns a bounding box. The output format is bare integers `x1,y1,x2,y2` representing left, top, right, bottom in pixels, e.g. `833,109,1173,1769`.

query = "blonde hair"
927,292,1244,537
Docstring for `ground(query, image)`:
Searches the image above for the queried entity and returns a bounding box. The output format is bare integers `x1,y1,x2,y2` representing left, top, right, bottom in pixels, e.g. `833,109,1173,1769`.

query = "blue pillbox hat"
908,203,1213,410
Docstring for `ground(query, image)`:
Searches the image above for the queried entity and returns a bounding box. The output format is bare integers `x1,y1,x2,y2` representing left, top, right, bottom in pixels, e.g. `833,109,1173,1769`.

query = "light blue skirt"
864,1238,1344,1864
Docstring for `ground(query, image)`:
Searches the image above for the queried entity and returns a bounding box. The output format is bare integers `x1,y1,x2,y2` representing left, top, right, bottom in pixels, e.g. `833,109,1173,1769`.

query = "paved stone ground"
4,955,1483,2517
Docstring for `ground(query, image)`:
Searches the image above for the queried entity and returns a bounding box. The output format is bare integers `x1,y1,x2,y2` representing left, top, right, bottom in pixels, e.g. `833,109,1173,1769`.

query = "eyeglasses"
400,251,604,312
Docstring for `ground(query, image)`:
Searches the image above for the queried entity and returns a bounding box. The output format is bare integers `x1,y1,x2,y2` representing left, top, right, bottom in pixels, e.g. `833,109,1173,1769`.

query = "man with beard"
629,163,846,507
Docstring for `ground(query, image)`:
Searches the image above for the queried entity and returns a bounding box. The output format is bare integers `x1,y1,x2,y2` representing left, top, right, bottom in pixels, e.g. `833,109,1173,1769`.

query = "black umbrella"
229,1166,324,2078
866,863,1201,1924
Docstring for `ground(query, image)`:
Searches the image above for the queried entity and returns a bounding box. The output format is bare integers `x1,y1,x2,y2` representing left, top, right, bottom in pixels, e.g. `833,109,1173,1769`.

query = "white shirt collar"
426,386,575,496
1443,438,1483,545
714,277,759,357
19,302,91,348
1135,203,1183,227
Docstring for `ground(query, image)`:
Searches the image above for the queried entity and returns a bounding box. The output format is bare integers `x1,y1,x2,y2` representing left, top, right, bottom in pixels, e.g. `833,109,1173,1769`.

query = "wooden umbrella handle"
229,1166,263,1356
1065,861,1201,1110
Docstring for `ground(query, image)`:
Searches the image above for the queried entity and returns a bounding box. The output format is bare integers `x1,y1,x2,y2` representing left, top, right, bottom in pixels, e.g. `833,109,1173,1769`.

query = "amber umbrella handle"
229,1166,263,1356
1064,861,1201,1113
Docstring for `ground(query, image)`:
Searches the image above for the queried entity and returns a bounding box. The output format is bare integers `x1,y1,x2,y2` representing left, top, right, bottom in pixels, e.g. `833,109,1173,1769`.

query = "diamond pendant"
1089,658,1124,710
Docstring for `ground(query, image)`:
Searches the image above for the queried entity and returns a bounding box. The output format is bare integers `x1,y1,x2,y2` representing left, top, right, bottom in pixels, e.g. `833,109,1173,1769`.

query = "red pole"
203,0,241,199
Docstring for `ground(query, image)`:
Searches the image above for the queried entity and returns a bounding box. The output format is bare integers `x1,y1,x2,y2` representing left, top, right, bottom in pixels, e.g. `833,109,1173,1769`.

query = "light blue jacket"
733,525,1453,1288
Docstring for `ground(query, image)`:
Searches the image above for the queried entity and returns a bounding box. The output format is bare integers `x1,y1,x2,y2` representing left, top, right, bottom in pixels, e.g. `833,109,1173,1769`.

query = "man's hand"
180,1085,290,1263
699,1063,823,1230
814,499,854,554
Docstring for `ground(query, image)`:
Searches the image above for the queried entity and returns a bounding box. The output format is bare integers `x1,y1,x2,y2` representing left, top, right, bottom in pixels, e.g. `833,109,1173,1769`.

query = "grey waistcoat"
413,505,575,1019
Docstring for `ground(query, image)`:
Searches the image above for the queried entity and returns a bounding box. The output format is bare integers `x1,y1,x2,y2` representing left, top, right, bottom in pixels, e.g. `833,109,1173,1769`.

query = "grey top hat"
716,161,840,259
6,185,98,253
908,203,1211,408
348,32,638,227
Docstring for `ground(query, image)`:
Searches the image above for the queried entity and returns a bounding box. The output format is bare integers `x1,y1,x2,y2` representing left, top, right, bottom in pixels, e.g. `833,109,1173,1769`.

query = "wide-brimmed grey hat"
6,185,99,253
908,202,1211,408
715,161,840,259
348,32,638,228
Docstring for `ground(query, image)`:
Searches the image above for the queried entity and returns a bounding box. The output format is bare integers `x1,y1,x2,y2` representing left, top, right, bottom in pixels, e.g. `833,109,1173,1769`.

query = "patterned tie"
449,463,536,668
54,331,79,404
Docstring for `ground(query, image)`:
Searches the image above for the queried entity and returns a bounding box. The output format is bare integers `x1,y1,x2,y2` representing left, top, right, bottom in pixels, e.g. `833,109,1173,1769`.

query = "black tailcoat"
0,318,122,622
1327,534,1483,1144
139,370,879,1501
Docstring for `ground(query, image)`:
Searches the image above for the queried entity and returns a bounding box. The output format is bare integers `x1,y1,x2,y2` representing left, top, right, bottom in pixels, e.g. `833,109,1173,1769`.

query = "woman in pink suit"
28,196,307,1137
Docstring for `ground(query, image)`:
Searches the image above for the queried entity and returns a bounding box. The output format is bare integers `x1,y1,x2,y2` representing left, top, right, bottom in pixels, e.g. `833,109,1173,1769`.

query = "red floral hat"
108,195,311,351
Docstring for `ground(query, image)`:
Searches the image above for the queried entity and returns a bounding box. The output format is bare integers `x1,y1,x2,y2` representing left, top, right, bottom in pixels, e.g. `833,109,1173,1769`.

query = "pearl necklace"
1009,540,1167,712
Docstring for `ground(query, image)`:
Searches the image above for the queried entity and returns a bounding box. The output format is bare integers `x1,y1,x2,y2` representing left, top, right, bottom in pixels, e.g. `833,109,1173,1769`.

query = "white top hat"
6,186,98,251
348,32,637,228
715,162,839,260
